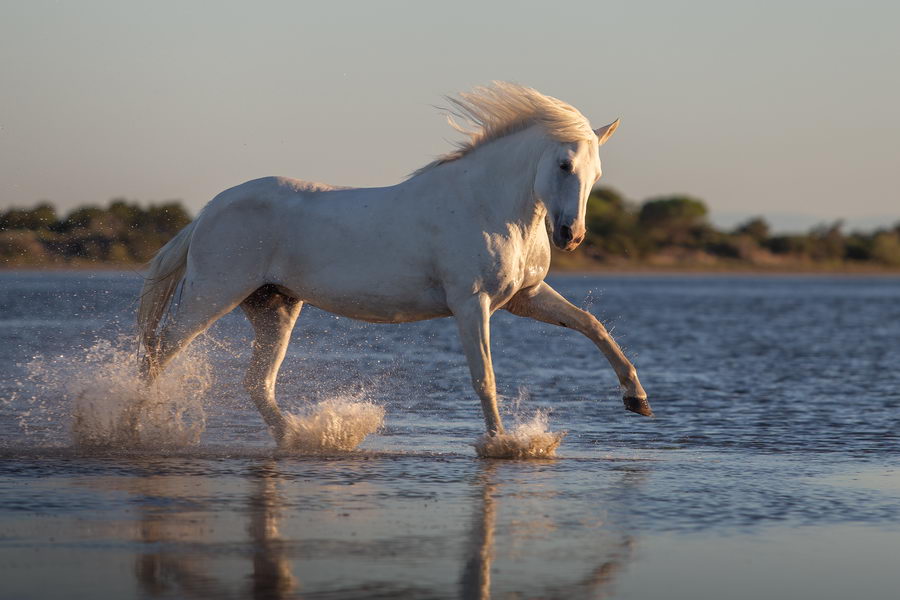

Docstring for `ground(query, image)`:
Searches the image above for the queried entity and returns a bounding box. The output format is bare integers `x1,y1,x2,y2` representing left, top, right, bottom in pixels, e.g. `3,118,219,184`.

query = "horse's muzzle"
553,224,585,251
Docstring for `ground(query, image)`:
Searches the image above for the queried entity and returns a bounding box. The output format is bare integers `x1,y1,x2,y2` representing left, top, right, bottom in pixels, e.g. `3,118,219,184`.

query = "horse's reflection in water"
128,457,644,598
460,463,499,599
132,477,227,599
246,463,298,599
460,462,643,600
134,461,297,600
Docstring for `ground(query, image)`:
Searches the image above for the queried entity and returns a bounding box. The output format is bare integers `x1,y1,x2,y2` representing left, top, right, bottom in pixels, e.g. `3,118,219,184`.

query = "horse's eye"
559,160,573,173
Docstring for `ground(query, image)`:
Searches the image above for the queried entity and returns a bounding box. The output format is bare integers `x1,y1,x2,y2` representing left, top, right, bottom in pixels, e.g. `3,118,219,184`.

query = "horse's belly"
279,269,451,323
269,223,451,322
305,293,451,323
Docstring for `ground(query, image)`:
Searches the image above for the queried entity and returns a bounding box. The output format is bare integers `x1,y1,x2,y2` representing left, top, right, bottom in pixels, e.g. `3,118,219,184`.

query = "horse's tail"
137,220,197,350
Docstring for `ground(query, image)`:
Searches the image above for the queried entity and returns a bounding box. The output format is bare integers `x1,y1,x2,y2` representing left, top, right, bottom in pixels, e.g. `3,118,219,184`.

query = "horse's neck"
415,127,548,235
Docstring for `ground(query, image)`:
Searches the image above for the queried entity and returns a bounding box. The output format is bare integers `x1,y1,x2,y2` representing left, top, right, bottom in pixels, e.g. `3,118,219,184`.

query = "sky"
1,0,898,231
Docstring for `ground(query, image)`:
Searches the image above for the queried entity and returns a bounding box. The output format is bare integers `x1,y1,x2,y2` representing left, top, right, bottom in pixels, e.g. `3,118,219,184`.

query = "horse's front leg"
505,282,652,416
452,293,504,435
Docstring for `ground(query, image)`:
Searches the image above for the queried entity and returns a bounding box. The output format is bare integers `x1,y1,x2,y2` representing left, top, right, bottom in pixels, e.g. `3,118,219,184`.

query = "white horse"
138,82,651,446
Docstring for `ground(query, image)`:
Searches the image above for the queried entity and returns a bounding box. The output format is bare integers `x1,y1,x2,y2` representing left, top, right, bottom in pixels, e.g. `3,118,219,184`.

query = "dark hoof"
624,396,653,417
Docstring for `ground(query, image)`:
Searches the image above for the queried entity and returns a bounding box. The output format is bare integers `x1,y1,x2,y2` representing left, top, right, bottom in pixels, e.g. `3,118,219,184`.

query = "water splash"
279,396,385,453
20,336,210,450
475,409,566,459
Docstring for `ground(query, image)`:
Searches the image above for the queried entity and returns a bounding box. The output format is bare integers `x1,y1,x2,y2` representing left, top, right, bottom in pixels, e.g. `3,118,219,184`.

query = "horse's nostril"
560,225,573,241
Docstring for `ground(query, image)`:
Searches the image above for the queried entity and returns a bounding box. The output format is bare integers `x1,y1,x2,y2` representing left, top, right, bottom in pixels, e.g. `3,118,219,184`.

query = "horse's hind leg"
142,275,258,384
240,285,303,441
133,275,258,436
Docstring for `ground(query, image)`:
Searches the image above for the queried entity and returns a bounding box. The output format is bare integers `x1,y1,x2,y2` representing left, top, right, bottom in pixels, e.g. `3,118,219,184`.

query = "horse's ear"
594,119,620,146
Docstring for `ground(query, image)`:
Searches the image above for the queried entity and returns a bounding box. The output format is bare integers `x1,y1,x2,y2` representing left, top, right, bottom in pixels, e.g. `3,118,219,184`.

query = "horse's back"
260,176,351,195
195,175,359,232
185,176,450,322
207,176,346,210
183,177,333,276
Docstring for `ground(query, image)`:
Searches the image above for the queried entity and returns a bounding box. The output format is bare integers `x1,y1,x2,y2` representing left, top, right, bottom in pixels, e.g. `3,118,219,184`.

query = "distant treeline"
571,188,900,269
0,199,190,266
2,191,900,269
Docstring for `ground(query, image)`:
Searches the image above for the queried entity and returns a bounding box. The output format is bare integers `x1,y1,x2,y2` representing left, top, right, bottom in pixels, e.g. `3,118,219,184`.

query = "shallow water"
1,272,899,599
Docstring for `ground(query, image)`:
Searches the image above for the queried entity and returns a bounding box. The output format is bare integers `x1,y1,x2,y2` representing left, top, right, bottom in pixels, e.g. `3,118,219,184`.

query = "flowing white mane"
412,82,596,176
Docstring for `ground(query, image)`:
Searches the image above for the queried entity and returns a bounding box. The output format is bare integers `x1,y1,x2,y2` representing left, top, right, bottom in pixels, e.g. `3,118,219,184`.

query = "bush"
733,217,770,242
870,232,900,266
1,199,192,264
0,230,49,264
0,203,58,231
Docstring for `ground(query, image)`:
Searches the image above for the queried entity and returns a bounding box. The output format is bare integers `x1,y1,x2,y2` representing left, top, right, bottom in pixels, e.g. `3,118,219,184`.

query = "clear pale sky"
1,0,898,231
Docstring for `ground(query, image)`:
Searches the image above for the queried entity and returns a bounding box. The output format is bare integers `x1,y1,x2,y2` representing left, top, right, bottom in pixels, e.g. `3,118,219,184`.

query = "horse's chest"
479,233,550,307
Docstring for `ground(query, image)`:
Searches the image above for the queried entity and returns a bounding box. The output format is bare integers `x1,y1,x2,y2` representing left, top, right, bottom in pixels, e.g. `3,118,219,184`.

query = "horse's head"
535,119,619,251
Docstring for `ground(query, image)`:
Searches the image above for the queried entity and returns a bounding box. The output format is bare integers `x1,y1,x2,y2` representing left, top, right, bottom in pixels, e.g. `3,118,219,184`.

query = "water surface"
1,272,899,599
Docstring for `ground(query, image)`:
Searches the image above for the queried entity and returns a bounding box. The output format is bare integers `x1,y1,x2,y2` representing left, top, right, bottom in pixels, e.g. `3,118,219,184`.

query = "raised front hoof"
623,396,653,417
